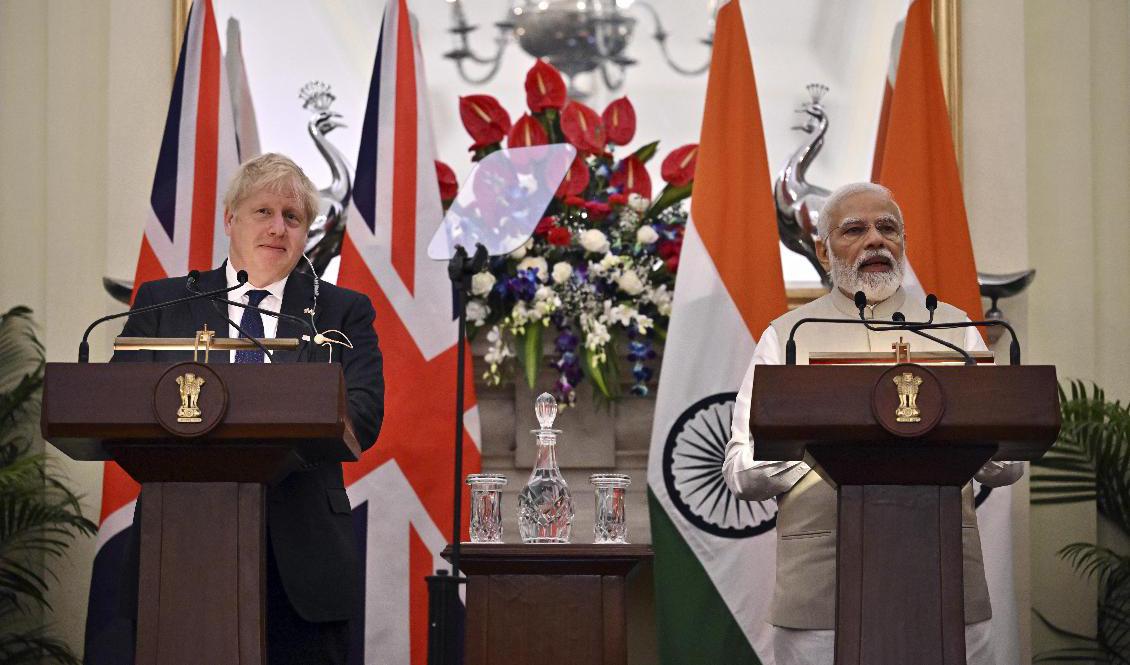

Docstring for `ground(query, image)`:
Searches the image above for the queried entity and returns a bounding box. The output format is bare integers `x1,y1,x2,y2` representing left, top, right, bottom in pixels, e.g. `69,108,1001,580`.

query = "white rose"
599,253,621,270
517,256,549,282
509,244,527,260
616,271,644,296
471,271,496,296
635,225,659,245
552,261,573,284
627,192,650,214
579,229,610,254
465,299,490,325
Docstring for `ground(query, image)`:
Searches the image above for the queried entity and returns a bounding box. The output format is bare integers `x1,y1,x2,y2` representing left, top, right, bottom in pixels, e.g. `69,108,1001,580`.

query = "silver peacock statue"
772,83,1035,328
102,81,353,304
774,83,832,287
297,81,353,278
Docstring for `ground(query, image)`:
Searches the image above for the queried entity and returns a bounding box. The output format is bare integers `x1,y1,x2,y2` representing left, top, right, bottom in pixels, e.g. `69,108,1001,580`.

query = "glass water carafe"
517,393,574,543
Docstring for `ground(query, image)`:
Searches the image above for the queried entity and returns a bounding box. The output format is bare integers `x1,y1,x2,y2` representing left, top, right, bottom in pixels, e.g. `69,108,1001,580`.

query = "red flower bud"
610,155,652,199
459,95,511,149
560,101,606,154
665,255,680,273
555,157,590,198
564,195,586,207
602,97,636,146
584,201,612,220
547,226,572,246
608,193,627,206
525,59,568,113
661,143,698,187
507,113,548,149
435,160,458,202
534,216,556,236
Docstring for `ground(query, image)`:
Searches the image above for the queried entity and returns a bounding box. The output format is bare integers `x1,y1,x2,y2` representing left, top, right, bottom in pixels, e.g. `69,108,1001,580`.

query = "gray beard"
830,247,904,303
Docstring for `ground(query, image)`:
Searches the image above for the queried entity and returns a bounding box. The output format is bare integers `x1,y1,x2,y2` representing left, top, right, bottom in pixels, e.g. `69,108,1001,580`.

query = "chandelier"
444,0,716,97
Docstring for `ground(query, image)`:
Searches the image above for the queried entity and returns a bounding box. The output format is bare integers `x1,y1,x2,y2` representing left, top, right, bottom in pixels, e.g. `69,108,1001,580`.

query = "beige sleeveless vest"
765,288,992,629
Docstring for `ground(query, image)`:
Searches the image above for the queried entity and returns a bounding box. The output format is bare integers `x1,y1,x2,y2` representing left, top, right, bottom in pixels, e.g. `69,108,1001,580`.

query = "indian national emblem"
892,371,924,423
176,372,206,423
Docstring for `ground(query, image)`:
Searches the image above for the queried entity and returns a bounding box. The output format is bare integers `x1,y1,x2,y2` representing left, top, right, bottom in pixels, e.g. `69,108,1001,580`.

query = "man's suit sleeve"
110,282,160,363
340,292,384,452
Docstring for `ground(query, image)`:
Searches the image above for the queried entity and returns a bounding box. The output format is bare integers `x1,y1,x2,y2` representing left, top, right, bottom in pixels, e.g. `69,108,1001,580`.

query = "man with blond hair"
109,153,383,665
724,182,1022,665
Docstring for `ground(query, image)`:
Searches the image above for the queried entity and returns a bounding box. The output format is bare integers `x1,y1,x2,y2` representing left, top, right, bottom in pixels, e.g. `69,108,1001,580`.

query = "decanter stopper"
535,392,557,430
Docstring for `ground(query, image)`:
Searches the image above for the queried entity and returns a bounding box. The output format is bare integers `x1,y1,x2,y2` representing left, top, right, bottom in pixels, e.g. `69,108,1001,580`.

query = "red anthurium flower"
610,155,652,199
661,143,699,186
564,195,586,207
435,160,458,202
525,59,568,113
601,97,636,146
547,226,572,246
459,95,512,149
555,157,590,198
608,193,627,206
560,101,606,154
534,216,556,236
584,201,612,220
507,113,549,149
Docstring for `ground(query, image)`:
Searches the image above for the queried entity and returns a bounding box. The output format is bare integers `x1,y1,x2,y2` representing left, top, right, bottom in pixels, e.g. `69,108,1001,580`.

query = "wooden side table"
442,544,653,665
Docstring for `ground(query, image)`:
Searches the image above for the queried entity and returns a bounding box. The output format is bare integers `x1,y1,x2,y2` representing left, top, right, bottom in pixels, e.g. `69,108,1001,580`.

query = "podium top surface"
41,362,358,463
750,364,1060,462
441,544,653,577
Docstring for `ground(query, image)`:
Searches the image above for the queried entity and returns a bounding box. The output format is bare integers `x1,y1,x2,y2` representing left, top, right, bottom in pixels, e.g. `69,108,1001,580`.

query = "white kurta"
723,288,1023,665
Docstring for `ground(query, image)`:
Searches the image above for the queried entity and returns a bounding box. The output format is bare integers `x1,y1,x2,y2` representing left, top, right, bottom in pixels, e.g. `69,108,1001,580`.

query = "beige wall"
1,0,1127,659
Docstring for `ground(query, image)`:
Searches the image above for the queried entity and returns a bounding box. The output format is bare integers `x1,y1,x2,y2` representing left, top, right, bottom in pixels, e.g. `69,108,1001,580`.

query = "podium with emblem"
749,353,1059,665
42,354,358,665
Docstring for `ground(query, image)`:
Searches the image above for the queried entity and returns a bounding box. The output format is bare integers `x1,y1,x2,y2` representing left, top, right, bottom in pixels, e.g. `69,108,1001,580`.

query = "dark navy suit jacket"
113,264,383,622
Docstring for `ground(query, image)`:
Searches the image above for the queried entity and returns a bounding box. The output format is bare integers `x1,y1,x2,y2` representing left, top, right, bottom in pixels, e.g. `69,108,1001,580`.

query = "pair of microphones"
77,270,321,363
783,291,1021,366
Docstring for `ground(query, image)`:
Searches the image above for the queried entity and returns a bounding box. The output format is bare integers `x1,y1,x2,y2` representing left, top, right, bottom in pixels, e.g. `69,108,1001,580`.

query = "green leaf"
631,140,660,164
520,324,544,390
646,181,693,220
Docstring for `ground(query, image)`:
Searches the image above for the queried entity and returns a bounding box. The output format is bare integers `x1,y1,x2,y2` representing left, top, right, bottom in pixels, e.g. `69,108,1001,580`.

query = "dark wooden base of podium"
135,482,266,665
444,544,652,665
834,485,966,665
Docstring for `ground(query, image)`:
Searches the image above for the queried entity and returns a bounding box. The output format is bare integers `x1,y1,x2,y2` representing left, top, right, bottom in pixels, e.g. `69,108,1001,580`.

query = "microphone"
186,271,277,361
202,293,318,362
852,291,974,365
78,272,248,362
925,293,938,323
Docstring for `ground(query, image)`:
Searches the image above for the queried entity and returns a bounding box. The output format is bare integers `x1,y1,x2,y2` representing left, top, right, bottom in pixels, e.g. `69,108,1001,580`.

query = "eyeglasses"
831,219,903,242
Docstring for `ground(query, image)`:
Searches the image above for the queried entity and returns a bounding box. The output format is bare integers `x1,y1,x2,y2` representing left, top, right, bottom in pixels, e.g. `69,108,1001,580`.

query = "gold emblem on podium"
175,372,206,423
892,371,924,423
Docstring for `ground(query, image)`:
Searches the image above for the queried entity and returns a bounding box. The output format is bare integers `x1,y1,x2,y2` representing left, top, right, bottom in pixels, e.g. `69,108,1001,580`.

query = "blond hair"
223,153,320,225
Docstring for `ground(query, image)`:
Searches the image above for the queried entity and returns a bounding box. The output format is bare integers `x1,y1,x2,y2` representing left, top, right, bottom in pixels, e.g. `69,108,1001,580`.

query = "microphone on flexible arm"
201,284,320,362
77,271,250,362
853,291,976,366
186,270,276,361
783,291,1023,366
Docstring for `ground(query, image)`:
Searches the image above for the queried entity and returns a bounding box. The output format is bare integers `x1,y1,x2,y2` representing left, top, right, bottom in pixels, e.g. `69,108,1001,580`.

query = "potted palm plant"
1031,381,1130,663
0,306,97,664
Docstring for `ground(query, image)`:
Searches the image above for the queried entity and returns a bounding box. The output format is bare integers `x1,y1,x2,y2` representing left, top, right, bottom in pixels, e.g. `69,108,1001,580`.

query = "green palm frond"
0,306,94,664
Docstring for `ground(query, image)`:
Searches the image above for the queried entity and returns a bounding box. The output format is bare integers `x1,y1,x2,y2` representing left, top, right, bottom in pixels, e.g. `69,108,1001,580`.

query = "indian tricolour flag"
646,1,787,663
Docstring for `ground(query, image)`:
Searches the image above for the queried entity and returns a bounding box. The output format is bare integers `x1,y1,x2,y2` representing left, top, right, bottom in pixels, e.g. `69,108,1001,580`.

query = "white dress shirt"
225,261,288,363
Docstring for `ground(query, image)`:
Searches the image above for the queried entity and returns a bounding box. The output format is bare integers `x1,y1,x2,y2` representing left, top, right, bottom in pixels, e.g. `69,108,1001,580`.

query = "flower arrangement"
446,60,698,406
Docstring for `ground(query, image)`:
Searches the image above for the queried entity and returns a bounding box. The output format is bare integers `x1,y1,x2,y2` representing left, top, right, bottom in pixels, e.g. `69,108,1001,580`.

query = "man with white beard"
723,182,1023,665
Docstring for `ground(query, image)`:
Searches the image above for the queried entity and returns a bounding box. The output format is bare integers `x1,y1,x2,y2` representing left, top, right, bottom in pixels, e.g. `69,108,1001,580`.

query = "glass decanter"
516,393,574,543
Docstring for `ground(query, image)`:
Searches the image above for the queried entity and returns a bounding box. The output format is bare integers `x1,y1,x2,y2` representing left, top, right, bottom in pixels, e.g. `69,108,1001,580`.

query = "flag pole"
427,242,487,665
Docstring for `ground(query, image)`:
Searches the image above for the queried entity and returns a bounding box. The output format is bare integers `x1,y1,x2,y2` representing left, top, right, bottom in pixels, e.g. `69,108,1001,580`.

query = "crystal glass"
590,473,631,544
466,473,508,543
517,393,575,543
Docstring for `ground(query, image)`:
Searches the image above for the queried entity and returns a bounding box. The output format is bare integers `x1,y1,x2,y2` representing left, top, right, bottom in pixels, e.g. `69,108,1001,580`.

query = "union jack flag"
84,1,239,660
336,0,482,662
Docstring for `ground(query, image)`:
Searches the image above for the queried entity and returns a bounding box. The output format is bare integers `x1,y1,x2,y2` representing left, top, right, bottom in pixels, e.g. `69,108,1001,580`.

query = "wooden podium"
41,362,360,665
750,364,1060,665
443,544,653,665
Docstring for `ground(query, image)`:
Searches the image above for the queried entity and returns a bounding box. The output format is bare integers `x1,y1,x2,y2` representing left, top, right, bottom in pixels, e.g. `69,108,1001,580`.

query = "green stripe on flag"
648,489,762,665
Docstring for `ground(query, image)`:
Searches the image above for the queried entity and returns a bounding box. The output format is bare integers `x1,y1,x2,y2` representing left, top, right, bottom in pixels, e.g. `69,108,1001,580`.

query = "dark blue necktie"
235,289,272,364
